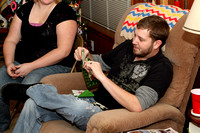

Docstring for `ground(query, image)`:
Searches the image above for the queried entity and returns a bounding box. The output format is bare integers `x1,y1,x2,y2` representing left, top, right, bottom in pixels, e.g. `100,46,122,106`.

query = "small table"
188,108,200,132
188,108,200,126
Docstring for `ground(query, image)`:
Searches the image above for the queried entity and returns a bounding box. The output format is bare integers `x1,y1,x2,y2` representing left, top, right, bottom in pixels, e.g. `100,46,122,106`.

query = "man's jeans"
0,61,71,132
13,84,103,133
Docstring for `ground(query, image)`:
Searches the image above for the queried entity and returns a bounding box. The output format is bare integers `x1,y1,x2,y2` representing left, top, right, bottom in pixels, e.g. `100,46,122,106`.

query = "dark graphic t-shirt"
93,40,173,109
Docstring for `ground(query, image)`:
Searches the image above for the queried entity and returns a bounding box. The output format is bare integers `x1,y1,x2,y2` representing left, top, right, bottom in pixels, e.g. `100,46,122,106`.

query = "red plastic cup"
174,1,180,7
191,89,200,114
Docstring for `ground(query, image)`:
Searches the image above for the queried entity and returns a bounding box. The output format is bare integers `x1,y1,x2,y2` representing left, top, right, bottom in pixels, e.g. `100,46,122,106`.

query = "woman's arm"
3,14,22,79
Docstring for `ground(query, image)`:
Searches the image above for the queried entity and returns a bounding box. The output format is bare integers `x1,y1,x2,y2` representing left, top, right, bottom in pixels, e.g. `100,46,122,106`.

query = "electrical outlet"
91,40,94,52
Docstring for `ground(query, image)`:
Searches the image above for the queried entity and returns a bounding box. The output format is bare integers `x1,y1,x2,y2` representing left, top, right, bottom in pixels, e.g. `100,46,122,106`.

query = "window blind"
81,0,132,31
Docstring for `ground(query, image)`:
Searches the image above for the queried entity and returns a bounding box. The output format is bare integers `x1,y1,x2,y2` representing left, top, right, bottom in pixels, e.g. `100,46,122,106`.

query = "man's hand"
74,47,91,61
83,61,105,81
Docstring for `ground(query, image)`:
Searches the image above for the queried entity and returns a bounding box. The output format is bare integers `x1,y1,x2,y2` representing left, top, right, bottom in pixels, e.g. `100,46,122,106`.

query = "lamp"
182,0,200,35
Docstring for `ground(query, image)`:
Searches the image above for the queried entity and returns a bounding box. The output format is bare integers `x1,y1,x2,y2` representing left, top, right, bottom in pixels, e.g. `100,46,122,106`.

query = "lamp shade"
183,0,200,35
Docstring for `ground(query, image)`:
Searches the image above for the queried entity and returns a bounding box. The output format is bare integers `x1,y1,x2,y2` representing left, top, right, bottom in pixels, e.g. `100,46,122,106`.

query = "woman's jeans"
13,84,103,133
0,61,71,132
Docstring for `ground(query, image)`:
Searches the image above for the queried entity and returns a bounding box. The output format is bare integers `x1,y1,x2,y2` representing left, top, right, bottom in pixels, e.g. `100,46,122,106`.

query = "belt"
92,102,108,111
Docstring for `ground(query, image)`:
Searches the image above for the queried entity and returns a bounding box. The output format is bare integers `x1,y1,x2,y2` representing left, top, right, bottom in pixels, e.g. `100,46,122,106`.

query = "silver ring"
20,76,23,78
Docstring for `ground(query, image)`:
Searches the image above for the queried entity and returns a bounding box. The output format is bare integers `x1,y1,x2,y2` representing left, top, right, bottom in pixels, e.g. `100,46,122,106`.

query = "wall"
82,18,114,54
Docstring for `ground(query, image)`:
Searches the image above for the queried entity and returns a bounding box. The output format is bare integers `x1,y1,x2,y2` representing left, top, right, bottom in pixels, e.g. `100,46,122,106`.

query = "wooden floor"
3,101,24,133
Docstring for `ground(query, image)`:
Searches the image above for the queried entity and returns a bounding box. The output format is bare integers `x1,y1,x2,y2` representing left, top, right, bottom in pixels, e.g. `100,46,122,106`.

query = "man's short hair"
137,15,169,48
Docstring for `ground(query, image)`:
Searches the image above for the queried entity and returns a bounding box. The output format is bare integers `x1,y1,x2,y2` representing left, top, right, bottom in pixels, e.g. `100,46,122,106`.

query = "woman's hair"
33,0,61,3
136,15,169,48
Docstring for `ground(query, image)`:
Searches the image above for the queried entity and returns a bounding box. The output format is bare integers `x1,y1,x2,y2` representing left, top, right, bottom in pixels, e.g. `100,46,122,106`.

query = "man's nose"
132,37,137,44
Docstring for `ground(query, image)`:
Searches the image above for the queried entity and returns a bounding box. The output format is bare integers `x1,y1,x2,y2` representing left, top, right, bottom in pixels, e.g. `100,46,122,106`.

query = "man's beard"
133,45,153,58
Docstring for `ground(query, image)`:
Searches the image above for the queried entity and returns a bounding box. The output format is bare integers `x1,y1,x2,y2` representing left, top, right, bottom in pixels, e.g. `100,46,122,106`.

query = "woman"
0,0,77,131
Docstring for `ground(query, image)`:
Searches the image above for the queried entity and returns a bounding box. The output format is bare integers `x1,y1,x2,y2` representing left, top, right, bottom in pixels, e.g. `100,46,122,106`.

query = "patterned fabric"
0,0,7,12
121,3,189,40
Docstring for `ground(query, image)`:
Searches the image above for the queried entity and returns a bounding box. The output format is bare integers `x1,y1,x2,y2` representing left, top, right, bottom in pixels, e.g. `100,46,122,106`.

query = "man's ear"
153,40,162,49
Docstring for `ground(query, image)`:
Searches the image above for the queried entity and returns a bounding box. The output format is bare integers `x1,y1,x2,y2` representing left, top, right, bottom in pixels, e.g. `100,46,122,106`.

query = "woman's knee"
22,74,42,84
0,66,10,88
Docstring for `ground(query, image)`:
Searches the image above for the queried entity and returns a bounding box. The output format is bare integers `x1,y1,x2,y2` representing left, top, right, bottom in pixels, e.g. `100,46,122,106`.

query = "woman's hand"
14,63,34,77
6,63,18,79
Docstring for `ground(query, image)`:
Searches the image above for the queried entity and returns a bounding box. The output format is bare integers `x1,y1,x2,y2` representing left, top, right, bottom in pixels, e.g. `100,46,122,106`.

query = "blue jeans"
13,84,103,133
0,61,71,132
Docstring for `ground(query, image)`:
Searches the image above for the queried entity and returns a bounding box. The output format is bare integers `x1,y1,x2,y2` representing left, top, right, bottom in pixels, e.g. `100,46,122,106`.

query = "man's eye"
139,38,144,42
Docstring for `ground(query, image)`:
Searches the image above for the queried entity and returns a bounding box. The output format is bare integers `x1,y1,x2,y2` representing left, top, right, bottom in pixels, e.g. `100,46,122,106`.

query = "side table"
188,108,200,133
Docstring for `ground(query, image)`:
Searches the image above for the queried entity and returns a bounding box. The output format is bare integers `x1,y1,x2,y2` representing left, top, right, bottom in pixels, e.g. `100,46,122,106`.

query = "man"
12,15,173,132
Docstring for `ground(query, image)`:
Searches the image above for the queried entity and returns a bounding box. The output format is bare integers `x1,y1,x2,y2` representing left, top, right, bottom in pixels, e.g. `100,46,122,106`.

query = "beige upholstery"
8,3,200,133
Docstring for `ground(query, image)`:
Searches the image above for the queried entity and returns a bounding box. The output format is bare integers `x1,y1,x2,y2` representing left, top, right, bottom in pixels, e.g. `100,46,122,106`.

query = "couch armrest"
86,103,185,133
40,120,84,133
40,72,87,94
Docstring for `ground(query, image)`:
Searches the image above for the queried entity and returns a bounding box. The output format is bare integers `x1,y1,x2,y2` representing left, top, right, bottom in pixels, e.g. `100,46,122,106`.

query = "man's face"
132,28,155,59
